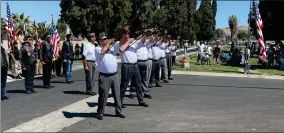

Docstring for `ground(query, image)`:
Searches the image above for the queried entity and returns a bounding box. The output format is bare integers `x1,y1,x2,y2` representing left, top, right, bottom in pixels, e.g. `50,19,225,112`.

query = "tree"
60,0,132,38
56,18,67,39
237,31,249,40
1,19,7,37
196,0,214,41
228,15,238,41
211,0,217,30
12,13,31,34
215,28,225,39
259,1,284,41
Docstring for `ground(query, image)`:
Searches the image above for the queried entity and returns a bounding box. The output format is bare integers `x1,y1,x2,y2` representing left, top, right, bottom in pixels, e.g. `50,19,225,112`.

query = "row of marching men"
81,26,176,120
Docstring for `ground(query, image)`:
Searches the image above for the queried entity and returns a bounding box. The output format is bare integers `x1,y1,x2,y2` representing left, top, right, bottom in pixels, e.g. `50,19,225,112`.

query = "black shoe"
86,92,96,96
128,95,134,99
163,80,169,83
26,90,32,94
1,97,4,100
144,94,152,99
156,84,162,87
44,86,50,89
116,113,126,118
3,96,9,99
95,114,103,120
121,104,126,108
168,77,173,80
31,89,37,93
139,102,149,107
66,81,72,84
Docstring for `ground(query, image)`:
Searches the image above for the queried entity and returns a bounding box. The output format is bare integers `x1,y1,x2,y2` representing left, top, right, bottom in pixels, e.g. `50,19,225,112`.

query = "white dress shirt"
120,39,140,63
159,41,166,58
83,41,96,61
152,44,161,60
136,40,148,61
146,39,153,59
169,45,177,56
95,41,120,74
164,42,171,54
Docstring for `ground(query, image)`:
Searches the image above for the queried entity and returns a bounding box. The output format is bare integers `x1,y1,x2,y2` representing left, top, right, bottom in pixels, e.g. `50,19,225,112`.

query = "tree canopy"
60,0,217,42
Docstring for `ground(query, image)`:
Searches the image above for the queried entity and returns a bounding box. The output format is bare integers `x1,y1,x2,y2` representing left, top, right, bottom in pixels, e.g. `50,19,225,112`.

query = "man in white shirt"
149,33,162,88
119,26,148,108
196,41,205,65
164,35,173,80
159,33,169,83
169,41,177,66
82,33,97,96
94,32,125,120
129,31,152,99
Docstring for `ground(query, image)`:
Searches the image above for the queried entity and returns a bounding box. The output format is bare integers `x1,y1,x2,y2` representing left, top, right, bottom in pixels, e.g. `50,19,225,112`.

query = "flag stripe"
51,17,61,60
253,0,266,61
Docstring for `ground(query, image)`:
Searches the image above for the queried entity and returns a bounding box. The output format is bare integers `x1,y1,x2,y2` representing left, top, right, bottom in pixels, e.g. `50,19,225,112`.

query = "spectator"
74,43,80,60
213,42,221,65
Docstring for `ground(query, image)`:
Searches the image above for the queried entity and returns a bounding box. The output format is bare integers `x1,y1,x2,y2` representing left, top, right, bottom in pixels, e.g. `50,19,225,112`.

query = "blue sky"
1,1,251,28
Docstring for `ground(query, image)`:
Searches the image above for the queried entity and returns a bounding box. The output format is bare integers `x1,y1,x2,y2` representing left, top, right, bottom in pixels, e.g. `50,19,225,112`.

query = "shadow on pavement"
62,111,117,118
86,102,114,107
63,91,86,95
6,90,26,94
164,83,284,91
51,81,67,84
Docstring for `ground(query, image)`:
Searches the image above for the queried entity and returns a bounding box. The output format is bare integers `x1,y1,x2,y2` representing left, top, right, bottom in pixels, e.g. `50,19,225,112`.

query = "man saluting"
94,32,125,120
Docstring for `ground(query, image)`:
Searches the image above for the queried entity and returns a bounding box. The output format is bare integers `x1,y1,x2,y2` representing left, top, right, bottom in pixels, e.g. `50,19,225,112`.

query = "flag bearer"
119,26,148,108
20,35,37,94
94,32,125,120
40,33,53,89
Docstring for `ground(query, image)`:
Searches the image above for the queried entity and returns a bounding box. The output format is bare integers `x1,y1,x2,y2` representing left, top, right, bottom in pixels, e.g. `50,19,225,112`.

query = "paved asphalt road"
2,48,284,132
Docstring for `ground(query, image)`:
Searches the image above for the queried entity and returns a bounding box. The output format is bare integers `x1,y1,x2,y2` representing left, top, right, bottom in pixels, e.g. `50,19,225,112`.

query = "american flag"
252,0,266,61
4,3,17,43
50,16,61,60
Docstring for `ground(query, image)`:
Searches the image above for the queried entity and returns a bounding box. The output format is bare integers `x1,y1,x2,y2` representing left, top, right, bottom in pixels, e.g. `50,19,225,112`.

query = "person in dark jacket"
1,42,9,100
40,33,53,88
62,34,74,83
20,35,37,94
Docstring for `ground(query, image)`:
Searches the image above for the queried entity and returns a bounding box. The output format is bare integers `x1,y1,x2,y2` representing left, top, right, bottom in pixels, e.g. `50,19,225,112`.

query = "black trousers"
166,54,172,78
55,58,62,76
150,60,161,84
23,64,35,90
120,63,144,104
42,61,52,86
172,56,176,66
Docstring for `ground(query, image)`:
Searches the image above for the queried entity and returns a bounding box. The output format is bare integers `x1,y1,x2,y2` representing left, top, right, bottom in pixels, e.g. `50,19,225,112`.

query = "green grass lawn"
174,49,284,76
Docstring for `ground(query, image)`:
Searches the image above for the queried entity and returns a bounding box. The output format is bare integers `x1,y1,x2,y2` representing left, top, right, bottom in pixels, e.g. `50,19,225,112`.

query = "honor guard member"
62,34,74,83
119,26,148,108
164,35,173,80
159,33,170,83
145,31,155,90
20,35,37,94
129,30,152,99
40,33,53,89
1,41,9,100
94,33,125,120
149,33,162,87
82,33,97,96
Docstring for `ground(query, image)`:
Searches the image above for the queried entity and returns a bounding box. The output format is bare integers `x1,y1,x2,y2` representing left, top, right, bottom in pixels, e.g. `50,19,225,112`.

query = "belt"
160,57,166,59
166,53,171,54
138,59,148,62
152,59,160,61
99,72,117,77
87,60,96,62
122,62,137,65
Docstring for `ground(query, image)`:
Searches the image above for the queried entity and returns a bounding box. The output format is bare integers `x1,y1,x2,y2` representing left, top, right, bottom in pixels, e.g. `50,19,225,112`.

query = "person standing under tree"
74,43,80,60
20,35,37,94
1,41,9,100
40,33,54,89
62,34,74,83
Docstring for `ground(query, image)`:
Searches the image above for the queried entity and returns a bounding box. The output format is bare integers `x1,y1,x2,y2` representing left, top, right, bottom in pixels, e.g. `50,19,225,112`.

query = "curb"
172,71,284,80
